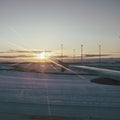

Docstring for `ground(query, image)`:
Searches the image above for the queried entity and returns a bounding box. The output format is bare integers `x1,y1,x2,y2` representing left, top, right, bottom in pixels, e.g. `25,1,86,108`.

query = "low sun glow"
36,52,51,60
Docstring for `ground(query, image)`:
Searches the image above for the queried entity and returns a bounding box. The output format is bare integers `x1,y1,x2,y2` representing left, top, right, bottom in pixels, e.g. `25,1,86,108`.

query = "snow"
0,64,120,120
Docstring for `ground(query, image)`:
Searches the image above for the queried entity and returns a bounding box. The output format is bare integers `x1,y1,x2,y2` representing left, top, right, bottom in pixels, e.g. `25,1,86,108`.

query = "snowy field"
0,64,120,120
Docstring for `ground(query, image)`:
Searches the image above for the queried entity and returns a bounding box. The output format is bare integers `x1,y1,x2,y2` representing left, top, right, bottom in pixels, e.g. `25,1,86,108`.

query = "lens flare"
37,52,51,60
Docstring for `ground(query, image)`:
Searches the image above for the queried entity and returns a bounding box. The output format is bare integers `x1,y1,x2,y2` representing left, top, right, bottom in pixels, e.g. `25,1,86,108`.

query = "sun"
36,52,51,60
37,52,46,59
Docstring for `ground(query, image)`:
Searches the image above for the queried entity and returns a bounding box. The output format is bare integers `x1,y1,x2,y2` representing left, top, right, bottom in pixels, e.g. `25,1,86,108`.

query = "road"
0,71,120,120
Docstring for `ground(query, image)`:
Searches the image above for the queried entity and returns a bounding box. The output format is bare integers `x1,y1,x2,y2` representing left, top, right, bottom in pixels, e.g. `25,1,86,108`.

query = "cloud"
8,50,42,53
0,51,7,53
51,55,69,58
110,52,120,54
0,55,33,59
85,54,111,57
0,50,52,54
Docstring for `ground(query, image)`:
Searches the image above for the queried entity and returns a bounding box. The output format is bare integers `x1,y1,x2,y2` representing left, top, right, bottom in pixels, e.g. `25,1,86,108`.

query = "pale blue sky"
0,0,120,56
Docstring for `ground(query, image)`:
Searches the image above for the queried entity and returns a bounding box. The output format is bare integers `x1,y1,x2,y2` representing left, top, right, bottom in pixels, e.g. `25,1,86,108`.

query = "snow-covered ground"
0,63,120,120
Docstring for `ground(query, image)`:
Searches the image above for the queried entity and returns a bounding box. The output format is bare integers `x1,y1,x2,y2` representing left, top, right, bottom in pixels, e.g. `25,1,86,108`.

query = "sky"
0,0,120,61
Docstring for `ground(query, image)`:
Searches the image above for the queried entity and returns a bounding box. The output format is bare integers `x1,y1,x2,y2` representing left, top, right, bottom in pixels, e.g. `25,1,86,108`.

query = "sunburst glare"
36,52,51,60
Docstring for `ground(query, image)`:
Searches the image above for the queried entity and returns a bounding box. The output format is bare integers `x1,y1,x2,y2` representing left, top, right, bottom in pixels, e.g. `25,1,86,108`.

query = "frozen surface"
0,70,120,120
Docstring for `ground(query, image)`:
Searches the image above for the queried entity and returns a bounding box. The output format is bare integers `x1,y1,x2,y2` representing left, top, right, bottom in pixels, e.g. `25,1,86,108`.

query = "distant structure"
61,44,63,62
73,49,75,62
99,45,101,62
81,44,83,62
